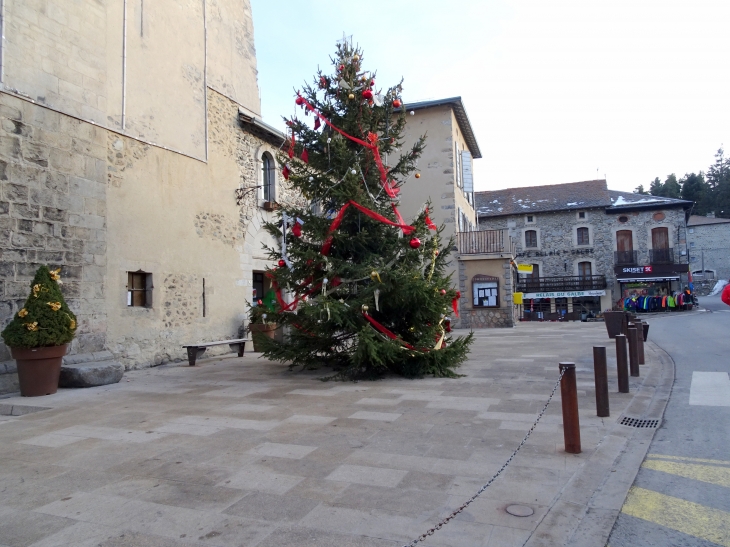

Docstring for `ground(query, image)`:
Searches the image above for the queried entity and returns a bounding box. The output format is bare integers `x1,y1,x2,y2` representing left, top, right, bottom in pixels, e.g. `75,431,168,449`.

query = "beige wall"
1,0,260,159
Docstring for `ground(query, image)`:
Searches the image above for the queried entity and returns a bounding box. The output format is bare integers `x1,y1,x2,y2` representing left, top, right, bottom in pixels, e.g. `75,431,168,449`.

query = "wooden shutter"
652,227,669,249
616,230,633,252
578,261,592,278
461,151,473,193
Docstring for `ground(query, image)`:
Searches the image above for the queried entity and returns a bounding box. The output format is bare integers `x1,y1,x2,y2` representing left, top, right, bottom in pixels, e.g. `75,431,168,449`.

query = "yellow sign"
516,264,534,273
513,292,524,305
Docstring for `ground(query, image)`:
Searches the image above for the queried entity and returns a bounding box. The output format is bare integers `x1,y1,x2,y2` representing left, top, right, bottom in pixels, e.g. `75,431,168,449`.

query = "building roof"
475,180,611,218
238,109,287,147
403,97,482,159
606,191,692,212
687,214,730,227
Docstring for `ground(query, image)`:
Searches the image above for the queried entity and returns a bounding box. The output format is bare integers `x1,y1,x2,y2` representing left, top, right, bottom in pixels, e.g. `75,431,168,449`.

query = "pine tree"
250,41,473,380
2,266,77,348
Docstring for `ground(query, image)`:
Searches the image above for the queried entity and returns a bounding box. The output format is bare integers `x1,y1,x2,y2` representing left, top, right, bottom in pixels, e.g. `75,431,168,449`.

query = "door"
651,227,670,263
578,261,592,289
616,230,633,264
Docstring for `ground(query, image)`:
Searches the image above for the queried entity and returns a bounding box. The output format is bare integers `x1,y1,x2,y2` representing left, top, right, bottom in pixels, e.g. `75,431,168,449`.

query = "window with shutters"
578,261,592,278
461,150,473,197
261,152,276,203
472,275,499,308
525,229,538,248
577,227,590,245
127,271,153,307
525,215,535,224
455,144,462,188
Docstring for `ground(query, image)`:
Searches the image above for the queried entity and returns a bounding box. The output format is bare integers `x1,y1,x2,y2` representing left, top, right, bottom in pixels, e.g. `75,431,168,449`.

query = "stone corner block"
59,359,124,388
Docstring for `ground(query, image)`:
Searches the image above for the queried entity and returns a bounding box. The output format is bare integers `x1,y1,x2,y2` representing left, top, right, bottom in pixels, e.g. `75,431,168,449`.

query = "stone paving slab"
0,322,670,547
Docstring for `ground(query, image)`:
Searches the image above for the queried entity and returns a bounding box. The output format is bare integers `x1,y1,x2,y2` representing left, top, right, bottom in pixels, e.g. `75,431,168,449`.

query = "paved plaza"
0,322,671,547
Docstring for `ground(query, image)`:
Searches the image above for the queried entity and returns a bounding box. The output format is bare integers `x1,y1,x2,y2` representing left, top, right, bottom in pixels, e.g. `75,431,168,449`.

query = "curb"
523,340,676,547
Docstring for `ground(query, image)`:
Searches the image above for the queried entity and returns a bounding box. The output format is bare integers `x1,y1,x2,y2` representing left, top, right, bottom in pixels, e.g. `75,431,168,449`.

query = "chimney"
707,212,715,218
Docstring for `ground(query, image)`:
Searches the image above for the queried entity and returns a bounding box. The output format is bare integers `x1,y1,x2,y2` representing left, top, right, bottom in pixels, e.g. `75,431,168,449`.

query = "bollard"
615,334,630,393
635,320,645,365
593,346,610,417
559,362,581,454
628,326,640,377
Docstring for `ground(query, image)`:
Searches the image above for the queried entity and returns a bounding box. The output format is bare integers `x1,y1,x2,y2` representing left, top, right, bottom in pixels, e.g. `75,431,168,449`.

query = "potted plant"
1,266,77,396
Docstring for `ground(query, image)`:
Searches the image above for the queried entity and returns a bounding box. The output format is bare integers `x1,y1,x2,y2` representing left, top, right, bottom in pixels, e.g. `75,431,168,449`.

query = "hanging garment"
668,296,676,308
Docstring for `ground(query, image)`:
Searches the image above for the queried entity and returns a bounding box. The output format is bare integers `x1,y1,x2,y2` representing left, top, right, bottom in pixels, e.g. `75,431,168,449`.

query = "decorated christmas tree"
2,265,77,348
251,40,473,380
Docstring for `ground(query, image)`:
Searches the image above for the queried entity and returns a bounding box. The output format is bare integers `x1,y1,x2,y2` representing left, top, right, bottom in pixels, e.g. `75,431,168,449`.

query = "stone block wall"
0,93,107,361
687,222,730,281
457,258,516,329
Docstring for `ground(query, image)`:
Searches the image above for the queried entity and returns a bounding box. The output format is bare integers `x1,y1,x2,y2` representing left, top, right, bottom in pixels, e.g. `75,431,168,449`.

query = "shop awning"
618,276,680,282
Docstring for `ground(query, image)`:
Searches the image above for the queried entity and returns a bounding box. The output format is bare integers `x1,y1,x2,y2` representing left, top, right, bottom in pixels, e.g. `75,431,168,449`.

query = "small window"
578,211,586,219
525,229,538,248
577,227,590,245
689,241,695,248
526,215,535,224
472,275,499,308
127,271,152,307
618,215,629,223
689,228,694,233
262,152,276,203
653,212,665,221
578,261,592,278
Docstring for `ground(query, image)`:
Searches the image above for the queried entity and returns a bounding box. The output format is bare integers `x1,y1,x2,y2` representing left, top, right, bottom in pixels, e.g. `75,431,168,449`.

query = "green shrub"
1,265,77,348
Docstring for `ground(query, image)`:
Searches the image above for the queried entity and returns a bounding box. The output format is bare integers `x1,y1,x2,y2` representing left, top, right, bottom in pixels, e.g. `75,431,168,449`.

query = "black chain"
401,368,567,547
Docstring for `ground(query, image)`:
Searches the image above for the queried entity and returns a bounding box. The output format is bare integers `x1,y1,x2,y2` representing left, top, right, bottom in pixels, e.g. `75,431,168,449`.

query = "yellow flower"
69,319,76,330
50,268,61,281
24,322,39,331
47,302,62,311
32,284,41,297
18,308,28,317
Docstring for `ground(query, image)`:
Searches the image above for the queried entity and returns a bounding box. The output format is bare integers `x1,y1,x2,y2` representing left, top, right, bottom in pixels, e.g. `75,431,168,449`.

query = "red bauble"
362,89,373,100
292,223,302,237
319,76,327,88
278,259,286,267
370,79,375,87
440,289,446,295
295,96,305,106
409,237,421,249
338,64,345,71
393,99,402,108
257,299,263,306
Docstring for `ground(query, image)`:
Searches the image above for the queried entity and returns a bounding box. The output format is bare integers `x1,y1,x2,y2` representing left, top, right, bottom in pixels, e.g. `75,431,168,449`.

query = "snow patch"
709,279,728,296
612,195,670,207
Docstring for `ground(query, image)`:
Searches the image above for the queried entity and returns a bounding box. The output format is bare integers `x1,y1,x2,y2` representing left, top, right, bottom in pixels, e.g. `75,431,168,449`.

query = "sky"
250,0,730,194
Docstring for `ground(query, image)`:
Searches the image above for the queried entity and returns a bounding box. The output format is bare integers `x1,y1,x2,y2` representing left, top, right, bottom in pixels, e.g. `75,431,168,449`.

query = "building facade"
0,0,293,371
687,214,730,286
474,180,691,321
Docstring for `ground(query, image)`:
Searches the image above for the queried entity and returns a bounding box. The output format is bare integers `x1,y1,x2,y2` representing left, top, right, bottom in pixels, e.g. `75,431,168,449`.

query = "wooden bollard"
635,320,645,365
593,346,610,417
559,362,581,454
615,334,629,393
628,326,640,377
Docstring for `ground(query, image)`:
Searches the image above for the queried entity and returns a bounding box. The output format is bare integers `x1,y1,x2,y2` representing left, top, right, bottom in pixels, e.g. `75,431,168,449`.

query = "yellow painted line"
642,459,730,488
648,453,730,466
622,487,730,546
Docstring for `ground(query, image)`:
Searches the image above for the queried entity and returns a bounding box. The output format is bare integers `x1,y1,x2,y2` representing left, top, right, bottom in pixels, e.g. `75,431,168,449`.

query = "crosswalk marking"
689,371,730,406
621,487,730,547
648,453,730,466
642,459,730,488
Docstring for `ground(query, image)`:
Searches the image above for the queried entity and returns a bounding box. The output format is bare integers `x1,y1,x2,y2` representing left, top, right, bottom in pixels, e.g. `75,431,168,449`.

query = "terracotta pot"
11,344,67,397
603,311,624,339
249,324,277,352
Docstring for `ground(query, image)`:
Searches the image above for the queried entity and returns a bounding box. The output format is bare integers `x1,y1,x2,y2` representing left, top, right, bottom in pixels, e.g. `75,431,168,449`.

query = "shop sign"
622,266,653,274
522,290,606,299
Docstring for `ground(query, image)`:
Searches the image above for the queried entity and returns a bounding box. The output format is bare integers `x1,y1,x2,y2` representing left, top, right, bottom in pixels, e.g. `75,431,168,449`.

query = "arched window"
262,153,275,202
577,227,589,245
525,230,537,248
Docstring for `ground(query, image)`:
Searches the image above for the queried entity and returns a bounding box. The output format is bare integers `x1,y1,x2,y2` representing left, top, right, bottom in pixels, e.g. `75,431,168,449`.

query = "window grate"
619,416,659,428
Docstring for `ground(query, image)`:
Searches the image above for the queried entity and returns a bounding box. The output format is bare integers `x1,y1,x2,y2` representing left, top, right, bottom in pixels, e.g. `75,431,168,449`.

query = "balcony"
457,230,515,255
614,250,638,265
516,275,607,293
650,248,674,264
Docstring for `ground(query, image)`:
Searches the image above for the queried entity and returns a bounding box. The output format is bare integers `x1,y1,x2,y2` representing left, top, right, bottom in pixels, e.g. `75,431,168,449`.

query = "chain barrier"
401,367,567,547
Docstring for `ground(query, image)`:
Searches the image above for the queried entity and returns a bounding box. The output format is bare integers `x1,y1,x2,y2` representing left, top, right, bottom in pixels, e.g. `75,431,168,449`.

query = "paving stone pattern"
0,323,657,547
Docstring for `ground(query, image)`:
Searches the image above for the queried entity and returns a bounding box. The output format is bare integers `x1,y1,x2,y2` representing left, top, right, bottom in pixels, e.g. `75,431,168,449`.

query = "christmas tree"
2,265,77,348
251,40,473,380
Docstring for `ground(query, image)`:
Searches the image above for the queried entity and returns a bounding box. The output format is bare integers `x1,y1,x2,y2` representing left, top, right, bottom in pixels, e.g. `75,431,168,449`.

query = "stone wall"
0,92,108,361
457,258,516,329
687,222,730,281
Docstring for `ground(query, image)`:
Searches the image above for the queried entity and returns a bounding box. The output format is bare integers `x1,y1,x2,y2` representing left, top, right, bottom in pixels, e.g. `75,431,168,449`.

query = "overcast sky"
251,0,729,194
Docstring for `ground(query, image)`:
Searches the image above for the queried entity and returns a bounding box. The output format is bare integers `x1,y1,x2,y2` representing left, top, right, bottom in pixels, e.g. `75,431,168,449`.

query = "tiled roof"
687,215,730,226
475,180,611,218
607,190,692,211
403,97,482,159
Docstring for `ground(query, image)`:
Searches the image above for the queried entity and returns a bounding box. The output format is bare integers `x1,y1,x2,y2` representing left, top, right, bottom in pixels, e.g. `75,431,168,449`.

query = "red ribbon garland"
452,291,461,317
362,312,416,350
297,95,400,198
424,207,437,230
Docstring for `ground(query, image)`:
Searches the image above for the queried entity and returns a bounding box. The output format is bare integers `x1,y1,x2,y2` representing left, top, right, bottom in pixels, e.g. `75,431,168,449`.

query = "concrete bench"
181,339,248,367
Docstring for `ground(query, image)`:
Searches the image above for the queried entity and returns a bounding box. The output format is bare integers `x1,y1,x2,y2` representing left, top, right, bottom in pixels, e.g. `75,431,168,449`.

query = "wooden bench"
181,339,248,366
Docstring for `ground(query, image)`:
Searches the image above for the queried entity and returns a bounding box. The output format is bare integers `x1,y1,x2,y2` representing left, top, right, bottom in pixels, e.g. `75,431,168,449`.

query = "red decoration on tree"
370,79,375,87
301,149,309,163
278,259,286,267
313,117,321,130
409,237,421,249
424,207,437,230
362,89,373,100
338,64,345,71
319,76,327,88
440,289,446,295
282,165,290,180
393,99,402,108
452,291,461,316
257,299,263,306
292,222,302,238
295,96,305,106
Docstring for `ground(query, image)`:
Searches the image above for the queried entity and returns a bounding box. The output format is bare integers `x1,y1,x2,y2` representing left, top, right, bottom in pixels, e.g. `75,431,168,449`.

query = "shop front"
519,289,606,321
614,264,690,311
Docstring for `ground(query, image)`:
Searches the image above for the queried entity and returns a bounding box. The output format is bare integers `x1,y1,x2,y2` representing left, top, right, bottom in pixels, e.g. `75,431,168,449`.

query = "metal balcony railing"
649,248,674,264
457,230,515,255
614,250,638,265
516,275,607,293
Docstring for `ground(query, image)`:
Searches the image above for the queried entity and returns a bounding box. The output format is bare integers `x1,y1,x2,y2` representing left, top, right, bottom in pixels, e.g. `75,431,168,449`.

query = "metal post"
635,320,645,364
628,326,640,377
559,362,581,454
593,347,610,417
615,334,629,393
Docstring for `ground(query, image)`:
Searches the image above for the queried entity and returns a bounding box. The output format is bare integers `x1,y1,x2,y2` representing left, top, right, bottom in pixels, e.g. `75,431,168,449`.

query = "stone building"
398,97,480,322
0,0,293,375
474,180,692,321
687,214,730,286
